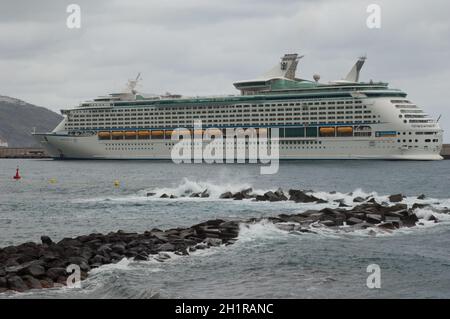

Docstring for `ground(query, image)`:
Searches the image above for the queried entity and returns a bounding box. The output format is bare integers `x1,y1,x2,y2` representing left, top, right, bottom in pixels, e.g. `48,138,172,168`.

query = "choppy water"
0,159,449,298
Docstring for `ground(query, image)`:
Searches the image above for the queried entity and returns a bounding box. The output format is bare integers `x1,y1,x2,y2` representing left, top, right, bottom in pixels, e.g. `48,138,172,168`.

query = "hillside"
0,95,62,147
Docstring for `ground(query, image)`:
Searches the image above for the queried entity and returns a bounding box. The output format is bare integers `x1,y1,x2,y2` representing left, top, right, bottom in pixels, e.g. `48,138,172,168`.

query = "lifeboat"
111,131,124,139
176,129,191,135
151,130,164,138
125,131,137,139
164,130,173,137
171,129,191,139
319,127,335,136
205,128,223,136
336,126,353,136
193,129,204,136
98,131,111,139
138,130,151,139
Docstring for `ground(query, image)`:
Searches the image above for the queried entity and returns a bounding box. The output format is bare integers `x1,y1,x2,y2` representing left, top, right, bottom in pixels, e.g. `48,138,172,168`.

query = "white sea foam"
72,180,450,225
237,220,291,243
89,257,133,274
141,177,268,199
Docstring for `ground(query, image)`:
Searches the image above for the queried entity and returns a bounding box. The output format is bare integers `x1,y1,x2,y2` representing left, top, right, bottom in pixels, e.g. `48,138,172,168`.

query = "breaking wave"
140,178,266,199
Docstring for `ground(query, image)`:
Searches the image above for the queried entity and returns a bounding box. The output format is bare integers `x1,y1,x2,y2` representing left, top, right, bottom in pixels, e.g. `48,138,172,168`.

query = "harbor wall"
0,148,49,158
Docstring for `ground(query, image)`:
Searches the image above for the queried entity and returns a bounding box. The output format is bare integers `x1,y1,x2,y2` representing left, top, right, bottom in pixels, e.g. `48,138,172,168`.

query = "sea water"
0,159,449,298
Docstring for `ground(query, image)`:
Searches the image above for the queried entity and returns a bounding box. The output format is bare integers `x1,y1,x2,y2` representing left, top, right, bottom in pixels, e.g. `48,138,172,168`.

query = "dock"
0,148,50,158
441,144,450,159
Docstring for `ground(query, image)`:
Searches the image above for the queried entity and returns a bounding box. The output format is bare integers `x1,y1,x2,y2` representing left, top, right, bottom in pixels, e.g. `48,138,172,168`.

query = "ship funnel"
344,56,366,82
262,53,303,80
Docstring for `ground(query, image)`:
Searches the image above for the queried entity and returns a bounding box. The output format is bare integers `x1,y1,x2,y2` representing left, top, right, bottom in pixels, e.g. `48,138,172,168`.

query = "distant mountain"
0,95,62,147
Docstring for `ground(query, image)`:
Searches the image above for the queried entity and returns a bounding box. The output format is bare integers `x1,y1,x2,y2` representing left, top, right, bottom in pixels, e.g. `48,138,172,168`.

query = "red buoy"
13,167,21,180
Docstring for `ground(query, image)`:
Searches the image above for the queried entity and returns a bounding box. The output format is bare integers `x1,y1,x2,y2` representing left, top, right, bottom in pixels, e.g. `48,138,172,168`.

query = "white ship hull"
34,132,443,161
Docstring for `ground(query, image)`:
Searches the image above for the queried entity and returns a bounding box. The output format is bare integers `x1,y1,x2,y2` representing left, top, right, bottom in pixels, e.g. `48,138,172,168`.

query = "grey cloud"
1,0,449,140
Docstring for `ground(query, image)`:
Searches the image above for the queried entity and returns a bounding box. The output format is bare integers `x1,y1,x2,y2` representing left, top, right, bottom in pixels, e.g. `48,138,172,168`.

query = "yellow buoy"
114,180,120,187
49,178,57,184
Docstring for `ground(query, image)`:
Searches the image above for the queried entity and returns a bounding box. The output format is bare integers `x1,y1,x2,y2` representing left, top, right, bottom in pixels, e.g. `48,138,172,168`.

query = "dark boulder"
79,247,94,261
3,246,18,254
22,275,43,290
321,220,336,227
89,255,109,265
39,278,54,289
200,189,209,198
377,222,396,230
134,252,149,261
255,195,267,201
263,191,278,201
40,236,53,246
389,194,404,203
0,277,7,288
385,216,402,225
402,214,419,227
111,244,126,255
274,188,288,200
288,190,320,203
366,214,383,224
46,268,67,281
146,192,156,197
97,244,112,256
157,243,175,252
7,276,28,292
346,217,364,225
25,263,46,277
219,192,233,199
233,192,245,200
417,194,426,200
160,193,169,198
353,197,365,203
57,238,82,247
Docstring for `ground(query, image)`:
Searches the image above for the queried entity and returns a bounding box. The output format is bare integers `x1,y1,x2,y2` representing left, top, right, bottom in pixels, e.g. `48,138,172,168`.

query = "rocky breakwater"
0,220,240,293
1,188,444,294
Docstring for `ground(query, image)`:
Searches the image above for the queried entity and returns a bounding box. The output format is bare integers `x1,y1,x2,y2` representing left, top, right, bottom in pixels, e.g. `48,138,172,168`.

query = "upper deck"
66,54,406,113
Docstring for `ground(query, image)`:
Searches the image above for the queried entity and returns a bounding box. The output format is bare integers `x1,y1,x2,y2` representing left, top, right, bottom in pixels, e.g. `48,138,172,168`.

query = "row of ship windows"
398,139,439,143
68,121,381,131
399,131,437,135
69,110,372,121
104,146,329,151
67,117,379,125
67,116,378,125
80,100,365,112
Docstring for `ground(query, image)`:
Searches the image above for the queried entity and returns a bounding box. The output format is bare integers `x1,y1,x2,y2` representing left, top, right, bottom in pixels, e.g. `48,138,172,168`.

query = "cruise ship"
34,54,443,160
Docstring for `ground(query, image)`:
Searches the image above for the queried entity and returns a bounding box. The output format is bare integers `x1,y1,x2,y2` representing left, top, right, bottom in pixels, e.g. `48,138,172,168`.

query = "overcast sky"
1,0,449,140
